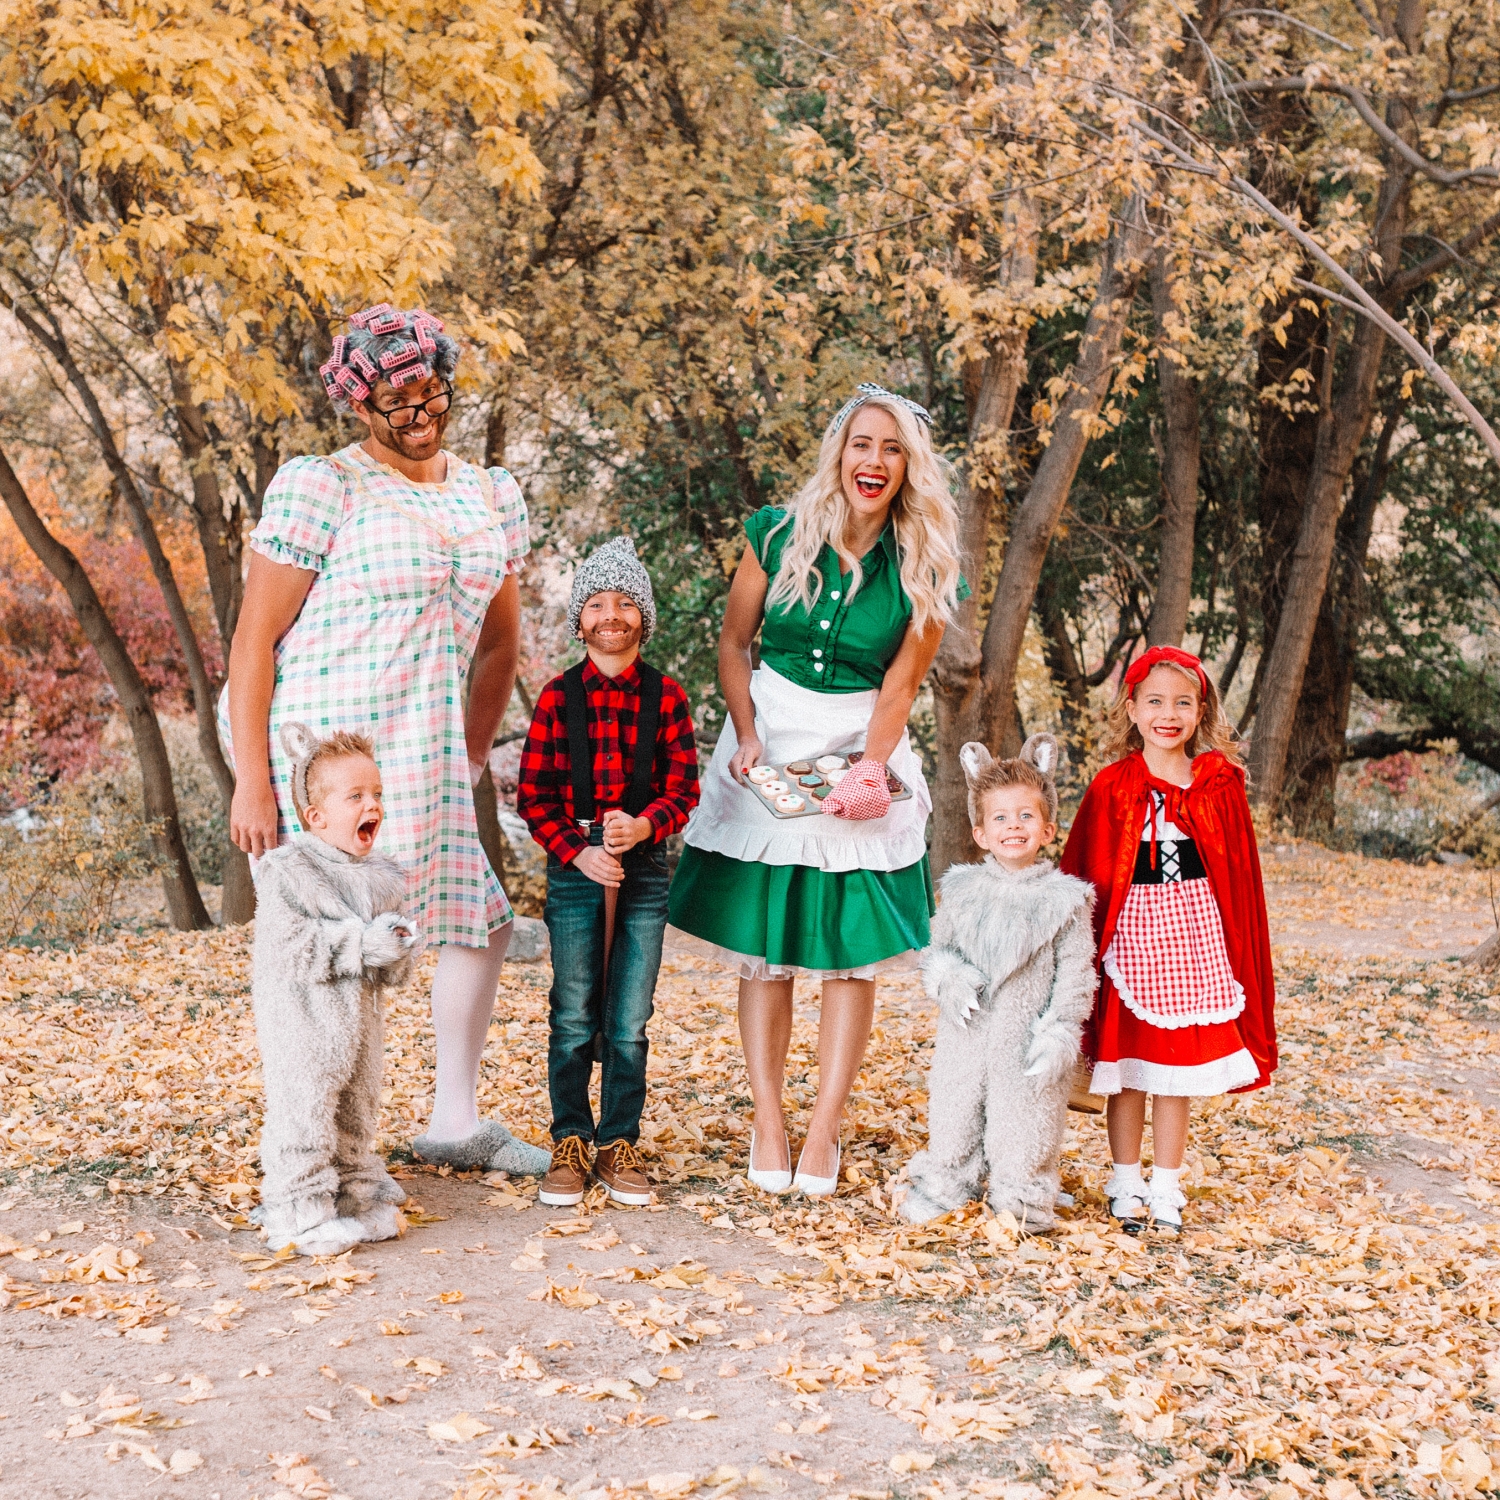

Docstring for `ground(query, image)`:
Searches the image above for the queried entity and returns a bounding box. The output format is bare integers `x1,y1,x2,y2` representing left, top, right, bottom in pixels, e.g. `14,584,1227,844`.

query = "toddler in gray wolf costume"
251,724,420,1256
901,735,1097,1229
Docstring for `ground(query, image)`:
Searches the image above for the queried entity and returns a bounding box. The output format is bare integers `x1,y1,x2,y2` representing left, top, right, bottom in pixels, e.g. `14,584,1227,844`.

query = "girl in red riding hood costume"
1060,646,1276,1234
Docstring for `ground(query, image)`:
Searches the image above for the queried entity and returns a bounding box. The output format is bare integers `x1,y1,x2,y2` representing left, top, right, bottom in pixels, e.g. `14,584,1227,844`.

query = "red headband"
1123,645,1209,697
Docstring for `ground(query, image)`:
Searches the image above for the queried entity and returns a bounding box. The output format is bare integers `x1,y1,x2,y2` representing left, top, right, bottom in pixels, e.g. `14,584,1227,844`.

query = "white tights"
424,923,512,1142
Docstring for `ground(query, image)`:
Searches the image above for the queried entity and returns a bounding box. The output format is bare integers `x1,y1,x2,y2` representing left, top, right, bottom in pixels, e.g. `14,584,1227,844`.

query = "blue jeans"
543,846,670,1146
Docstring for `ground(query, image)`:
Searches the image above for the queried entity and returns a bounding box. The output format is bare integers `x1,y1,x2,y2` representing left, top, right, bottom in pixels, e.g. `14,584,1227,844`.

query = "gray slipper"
412,1120,551,1176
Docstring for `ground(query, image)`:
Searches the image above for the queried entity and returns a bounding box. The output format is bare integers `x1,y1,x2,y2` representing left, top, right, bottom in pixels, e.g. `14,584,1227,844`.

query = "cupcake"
775,793,805,813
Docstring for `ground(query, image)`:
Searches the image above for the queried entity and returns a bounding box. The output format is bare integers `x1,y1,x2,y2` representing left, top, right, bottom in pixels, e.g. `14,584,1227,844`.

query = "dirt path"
2,843,1498,1499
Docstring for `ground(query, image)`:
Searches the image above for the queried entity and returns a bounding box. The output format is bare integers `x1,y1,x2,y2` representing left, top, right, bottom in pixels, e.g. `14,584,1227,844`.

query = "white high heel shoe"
747,1129,792,1194
792,1138,841,1198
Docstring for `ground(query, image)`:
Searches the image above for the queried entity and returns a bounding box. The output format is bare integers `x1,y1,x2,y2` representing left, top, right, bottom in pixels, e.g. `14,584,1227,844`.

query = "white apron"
681,663,930,875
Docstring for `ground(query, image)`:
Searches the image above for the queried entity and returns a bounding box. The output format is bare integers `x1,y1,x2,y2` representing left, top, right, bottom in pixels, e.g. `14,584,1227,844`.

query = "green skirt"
667,846,933,974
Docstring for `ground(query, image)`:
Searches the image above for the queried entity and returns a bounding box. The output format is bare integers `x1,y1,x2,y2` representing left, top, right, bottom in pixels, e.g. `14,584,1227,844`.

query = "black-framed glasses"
370,386,453,430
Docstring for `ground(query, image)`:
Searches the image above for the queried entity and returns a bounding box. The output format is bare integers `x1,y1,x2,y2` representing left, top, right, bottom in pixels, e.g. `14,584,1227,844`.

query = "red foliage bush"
0,510,217,780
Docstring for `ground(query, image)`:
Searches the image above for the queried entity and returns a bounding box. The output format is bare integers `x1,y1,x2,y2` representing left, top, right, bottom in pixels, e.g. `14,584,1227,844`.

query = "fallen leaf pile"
1,848,1498,1497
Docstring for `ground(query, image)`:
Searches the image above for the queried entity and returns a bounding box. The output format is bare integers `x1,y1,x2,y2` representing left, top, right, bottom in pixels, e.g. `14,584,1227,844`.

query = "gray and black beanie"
567,536,657,644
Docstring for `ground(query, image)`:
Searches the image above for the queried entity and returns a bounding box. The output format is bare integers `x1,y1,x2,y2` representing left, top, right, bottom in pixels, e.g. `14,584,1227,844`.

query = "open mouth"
357,817,380,843
854,473,887,499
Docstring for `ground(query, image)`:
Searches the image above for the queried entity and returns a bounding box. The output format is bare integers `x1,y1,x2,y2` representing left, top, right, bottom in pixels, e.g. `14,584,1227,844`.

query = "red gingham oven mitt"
820,759,892,820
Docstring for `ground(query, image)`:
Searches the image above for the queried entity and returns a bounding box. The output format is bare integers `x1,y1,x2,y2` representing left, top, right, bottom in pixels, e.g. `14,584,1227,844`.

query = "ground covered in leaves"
0,845,1497,1500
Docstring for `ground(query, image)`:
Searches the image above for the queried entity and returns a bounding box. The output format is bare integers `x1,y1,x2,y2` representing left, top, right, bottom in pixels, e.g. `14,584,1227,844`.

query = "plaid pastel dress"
217,443,529,946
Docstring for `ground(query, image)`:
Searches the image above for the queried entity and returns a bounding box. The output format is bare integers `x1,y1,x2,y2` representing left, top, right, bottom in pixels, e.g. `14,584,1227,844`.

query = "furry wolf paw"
936,979,983,1030
362,911,419,968
371,1170,407,1205
897,1184,950,1225
292,1216,367,1257
1023,1021,1078,1085
357,1203,402,1242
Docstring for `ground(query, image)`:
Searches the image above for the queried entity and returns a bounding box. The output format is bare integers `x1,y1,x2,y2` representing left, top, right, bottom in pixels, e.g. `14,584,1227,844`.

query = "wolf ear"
1019,732,1060,777
279,721,320,766
958,741,994,787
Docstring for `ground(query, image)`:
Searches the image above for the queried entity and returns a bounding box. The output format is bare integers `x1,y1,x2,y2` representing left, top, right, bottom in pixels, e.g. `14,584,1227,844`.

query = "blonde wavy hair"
1101,661,1244,763
762,394,963,634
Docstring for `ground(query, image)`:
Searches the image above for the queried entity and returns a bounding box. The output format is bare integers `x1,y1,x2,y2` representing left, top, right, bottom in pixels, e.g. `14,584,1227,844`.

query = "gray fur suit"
905,859,1097,1229
252,837,418,1256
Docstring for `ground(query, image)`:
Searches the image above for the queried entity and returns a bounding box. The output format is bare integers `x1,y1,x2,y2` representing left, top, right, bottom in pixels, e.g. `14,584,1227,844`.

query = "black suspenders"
562,661,664,824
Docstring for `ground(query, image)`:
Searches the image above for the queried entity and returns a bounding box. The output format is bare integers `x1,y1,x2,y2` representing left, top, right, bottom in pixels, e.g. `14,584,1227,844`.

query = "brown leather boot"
539,1136,591,1207
593,1140,652,1206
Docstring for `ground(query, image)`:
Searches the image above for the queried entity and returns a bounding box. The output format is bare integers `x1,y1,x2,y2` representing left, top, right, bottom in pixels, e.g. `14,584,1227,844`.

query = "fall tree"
0,0,556,923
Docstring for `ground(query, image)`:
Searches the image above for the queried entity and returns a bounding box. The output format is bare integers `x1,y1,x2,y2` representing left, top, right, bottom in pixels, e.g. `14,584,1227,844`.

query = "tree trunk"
1279,400,1401,831
162,356,246,650
9,300,251,920
977,197,1153,754
486,393,508,469
1145,245,1200,647
472,763,510,895
0,445,212,931
114,482,255,922
1035,568,1090,743
928,196,1039,876
1247,148,1414,809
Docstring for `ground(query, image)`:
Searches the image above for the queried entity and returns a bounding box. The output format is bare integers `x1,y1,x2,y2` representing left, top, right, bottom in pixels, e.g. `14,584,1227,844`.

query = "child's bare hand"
602,808,651,856
574,846,624,887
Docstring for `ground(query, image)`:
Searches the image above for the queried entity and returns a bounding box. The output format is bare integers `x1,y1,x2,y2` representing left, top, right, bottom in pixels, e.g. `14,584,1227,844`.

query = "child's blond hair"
280,723,377,828
959,734,1060,826
1101,659,1242,763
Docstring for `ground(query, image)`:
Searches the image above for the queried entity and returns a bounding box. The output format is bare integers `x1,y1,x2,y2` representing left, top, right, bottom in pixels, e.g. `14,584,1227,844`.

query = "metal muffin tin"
740,749,912,820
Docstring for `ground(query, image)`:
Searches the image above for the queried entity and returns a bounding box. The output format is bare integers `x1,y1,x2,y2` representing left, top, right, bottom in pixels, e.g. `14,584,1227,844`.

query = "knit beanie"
567,536,657,644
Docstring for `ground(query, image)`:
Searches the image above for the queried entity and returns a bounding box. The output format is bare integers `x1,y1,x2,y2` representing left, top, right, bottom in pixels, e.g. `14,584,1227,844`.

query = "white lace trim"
1102,948,1247,1029
1089,1049,1260,1098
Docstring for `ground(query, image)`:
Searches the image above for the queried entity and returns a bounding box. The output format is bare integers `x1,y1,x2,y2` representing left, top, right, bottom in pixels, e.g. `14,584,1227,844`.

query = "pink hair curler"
348,303,393,330
387,360,431,389
329,333,347,367
350,348,378,380
414,323,436,355
369,311,406,337
336,367,370,401
377,340,421,371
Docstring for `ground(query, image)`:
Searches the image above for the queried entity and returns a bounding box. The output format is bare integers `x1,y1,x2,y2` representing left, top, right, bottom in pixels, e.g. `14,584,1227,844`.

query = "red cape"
1060,750,1278,1092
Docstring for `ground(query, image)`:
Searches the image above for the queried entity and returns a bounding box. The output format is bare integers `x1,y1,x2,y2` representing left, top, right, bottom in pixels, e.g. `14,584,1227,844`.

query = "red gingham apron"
1101,794,1245,1029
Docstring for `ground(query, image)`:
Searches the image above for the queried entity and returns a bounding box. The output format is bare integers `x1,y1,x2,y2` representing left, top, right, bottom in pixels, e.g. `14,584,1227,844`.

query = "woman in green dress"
667,384,964,1196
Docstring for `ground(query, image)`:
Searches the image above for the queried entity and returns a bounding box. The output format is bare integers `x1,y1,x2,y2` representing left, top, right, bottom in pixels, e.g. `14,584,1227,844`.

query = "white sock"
1107,1161,1146,1198
1150,1165,1183,1197
425,924,512,1141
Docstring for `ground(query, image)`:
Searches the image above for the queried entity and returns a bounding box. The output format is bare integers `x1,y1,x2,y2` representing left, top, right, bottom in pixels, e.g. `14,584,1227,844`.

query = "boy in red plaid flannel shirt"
518,537,699,1205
